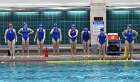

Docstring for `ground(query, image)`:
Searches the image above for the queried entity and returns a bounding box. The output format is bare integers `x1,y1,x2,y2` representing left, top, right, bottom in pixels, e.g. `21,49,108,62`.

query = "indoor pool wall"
1,9,140,45
0,11,90,45
107,9,140,43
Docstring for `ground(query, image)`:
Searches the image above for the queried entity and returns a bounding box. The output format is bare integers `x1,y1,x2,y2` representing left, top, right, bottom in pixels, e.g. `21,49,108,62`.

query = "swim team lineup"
4,22,138,60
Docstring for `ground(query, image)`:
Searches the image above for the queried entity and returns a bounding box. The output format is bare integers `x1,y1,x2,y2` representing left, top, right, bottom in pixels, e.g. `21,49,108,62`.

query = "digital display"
94,17,103,21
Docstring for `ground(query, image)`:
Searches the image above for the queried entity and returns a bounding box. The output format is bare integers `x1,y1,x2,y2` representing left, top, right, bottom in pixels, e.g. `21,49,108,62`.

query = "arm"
81,31,83,42
74,29,78,37
105,33,108,44
89,31,91,41
50,28,54,34
122,30,126,38
68,29,72,38
133,30,138,39
18,28,22,35
59,28,62,41
43,29,46,42
96,35,100,46
88,31,91,44
29,28,34,34
96,35,99,43
4,29,8,43
105,33,107,41
14,29,17,43
34,29,37,42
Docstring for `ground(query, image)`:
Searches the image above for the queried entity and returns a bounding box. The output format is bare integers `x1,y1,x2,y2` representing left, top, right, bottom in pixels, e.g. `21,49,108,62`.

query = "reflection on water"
0,61,139,82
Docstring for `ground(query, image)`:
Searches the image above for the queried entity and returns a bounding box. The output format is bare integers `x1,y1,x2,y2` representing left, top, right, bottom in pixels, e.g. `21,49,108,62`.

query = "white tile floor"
0,54,139,62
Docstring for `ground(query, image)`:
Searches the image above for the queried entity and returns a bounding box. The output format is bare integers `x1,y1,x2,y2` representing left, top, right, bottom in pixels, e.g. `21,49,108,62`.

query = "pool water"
0,61,140,82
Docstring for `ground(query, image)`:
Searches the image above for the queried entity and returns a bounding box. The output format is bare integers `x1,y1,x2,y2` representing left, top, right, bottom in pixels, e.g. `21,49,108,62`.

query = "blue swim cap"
128,24,132,28
100,27,104,31
72,24,76,27
54,23,58,27
39,23,42,27
23,22,27,25
23,22,27,27
84,27,88,31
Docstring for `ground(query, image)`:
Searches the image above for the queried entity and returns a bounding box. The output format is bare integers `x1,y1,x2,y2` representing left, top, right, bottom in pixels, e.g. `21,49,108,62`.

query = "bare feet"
54,55,57,58
87,55,91,57
126,58,128,60
13,56,15,59
40,56,43,58
56,55,59,58
71,55,74,58
130,58,133,60
103,58,105,60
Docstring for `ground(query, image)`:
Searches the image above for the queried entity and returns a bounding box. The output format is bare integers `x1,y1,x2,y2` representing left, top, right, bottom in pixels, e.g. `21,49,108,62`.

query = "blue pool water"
0,61,140,82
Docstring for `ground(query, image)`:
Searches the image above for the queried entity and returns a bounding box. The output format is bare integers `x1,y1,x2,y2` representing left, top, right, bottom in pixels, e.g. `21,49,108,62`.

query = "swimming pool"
0,61,139,82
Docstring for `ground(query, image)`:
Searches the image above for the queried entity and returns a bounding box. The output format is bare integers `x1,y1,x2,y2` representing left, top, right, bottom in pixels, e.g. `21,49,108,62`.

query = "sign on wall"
93,21,104,35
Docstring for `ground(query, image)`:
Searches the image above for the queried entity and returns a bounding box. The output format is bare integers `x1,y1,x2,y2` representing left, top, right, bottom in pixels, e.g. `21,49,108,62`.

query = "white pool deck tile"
0,54,139,62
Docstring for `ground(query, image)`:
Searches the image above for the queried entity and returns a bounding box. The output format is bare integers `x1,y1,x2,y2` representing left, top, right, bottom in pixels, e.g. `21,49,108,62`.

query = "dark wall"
0,11,90,45
107,10,140,43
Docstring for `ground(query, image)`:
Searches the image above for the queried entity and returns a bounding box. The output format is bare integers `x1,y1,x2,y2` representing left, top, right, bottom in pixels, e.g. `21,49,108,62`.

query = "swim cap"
83,27,88,31
23,22,27,25
128,24,132,28
100,27,104,31
9,23,13,27
72,24,76,27
23,22,27,26
39,23,42,27
54,23,58,27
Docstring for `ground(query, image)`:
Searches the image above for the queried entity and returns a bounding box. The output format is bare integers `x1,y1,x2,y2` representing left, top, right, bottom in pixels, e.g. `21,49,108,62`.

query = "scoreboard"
94,17,103,21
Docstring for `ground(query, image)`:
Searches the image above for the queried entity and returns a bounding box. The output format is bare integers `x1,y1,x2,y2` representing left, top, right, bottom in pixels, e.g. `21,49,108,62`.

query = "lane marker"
46,60,134,63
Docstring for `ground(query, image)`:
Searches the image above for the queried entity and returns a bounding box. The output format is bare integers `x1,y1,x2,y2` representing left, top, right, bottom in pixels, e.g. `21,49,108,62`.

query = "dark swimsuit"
83,31,90,42
22,28,29,41
7,28,15,41
98,33,106,45
70,29,76,41
52,28,60,41
37,29,44,42
126,30,133,43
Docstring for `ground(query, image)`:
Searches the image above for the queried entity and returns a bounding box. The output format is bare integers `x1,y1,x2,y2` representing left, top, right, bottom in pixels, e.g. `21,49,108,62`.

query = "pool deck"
0,44,140,62
0,54,140,62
